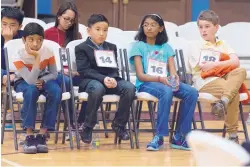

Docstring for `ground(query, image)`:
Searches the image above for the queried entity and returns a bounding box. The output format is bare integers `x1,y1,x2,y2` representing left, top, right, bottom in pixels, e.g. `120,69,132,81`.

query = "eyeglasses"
61,15,75,24
142,24,159,28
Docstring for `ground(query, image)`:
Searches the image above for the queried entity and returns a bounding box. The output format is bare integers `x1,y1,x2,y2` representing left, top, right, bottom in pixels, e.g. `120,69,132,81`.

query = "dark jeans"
79,79,136,128
15,80,62,130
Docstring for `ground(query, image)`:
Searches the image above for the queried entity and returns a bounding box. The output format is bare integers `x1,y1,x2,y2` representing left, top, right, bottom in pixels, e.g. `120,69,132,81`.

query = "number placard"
94,50,117,68
147,58,167,77
199,49,220,66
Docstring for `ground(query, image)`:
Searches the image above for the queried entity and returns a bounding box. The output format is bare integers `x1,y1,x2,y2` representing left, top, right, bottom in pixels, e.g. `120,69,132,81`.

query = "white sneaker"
66,131,76,141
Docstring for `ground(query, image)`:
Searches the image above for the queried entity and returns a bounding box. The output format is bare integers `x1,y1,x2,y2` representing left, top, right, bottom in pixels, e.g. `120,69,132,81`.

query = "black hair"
1,7,24,25
55,1,79,46
135,14,168,45
87,14,109,27
23,23,44,38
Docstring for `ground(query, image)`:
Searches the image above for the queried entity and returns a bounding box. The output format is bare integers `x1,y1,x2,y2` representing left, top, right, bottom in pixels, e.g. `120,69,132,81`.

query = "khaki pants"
200,68,247,133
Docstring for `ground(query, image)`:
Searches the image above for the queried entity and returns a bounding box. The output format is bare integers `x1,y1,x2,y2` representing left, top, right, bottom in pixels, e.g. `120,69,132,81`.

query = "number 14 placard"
94,50,117,68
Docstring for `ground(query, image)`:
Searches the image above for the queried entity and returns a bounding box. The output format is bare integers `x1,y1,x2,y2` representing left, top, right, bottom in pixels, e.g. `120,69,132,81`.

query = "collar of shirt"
201,37,223,47
88,37,104,50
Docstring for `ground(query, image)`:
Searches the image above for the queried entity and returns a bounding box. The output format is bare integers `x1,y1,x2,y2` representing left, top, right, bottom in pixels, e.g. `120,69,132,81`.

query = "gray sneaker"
23,135,37,154
35,134,48,153
229,136,239,144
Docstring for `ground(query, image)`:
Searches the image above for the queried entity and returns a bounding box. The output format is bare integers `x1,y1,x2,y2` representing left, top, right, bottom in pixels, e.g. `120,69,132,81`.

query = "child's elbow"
233,57,240,68
137,73,145,82
229,54,240,68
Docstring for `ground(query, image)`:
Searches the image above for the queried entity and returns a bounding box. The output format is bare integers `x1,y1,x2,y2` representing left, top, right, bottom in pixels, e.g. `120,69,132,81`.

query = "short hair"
1,7,24,25
23,23,44,38
87,14,109,27
135,14,168,45
197,10,219,25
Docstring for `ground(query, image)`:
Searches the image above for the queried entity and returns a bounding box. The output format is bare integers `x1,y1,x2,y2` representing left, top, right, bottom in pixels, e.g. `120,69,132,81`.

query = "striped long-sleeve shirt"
13,45,58,85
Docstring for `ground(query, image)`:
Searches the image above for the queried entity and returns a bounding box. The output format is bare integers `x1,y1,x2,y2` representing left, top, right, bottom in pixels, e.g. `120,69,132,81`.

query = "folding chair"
65,39,135,149
1,39,74,150
164,21,178,39
21,17,47,30
218,22,250,58
177,21,222,41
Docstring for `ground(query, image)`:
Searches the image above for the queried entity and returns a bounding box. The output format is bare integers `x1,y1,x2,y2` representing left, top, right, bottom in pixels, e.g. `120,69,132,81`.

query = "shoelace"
181,139,188,147
37,135,47,145
151,136,160,144
179,136,189,148
26,136,36,146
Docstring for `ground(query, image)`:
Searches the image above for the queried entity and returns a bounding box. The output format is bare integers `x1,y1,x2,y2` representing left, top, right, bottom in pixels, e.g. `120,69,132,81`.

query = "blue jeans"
56,73,86,125
15,80,62,130
139,82,198,136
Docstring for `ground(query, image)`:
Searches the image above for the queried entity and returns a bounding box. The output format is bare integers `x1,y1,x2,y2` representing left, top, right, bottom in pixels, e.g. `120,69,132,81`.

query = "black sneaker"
80,126,93,144
212,100,226,118
111,123,129,140
36,134,48,153
23,135,37,154
229,136,239,144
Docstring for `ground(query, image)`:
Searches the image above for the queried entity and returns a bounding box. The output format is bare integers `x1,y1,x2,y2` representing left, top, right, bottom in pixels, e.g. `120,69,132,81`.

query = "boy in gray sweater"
13,23,61,154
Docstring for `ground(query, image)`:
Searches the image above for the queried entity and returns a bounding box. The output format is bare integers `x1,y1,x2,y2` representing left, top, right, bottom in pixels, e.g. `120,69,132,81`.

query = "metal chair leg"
148,101,156,136
131,101,139,149
100,104,109,138
136,101,143,129
239,102,249,141
1,93,8,144
197,102,205,129
169,102,178,143
54,104,62,144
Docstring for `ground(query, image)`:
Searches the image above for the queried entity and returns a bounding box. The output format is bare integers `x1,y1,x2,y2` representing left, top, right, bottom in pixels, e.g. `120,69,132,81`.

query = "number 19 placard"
199,49,221,66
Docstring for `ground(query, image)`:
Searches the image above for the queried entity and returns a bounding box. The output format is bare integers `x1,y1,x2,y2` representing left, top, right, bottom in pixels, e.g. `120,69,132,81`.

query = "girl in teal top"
129,14,198,151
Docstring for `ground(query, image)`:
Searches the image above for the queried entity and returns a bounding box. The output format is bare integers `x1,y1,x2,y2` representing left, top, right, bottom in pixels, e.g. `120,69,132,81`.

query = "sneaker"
212,100,226,118
229,136,239,144
35,134,48,153
80,126,93,144
111,123,129,140
171,135,191,151
146,135,164,151
23,135,37,154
